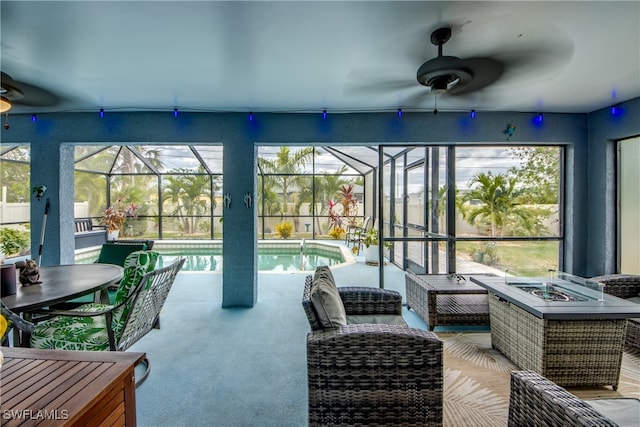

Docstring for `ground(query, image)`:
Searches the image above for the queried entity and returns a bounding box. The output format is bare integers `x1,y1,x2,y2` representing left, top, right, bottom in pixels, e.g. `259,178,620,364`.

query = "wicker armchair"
508,370,640,426
591,274,640,353
307,323,443,427
302,274,404,331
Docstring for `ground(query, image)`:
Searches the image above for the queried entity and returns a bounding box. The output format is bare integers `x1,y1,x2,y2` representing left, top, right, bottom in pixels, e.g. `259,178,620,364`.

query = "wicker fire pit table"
471,272,640,390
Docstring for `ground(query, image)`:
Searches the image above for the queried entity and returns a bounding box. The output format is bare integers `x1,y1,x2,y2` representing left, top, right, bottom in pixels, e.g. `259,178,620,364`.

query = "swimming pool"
75,240,354,272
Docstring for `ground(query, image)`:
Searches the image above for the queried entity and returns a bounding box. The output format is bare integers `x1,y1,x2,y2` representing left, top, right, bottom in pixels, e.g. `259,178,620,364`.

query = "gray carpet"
129,261,640,426
131,260,432,426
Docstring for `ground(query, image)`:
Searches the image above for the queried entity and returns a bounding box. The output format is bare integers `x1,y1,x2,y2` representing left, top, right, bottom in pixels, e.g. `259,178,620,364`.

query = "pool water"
159,249,344,272
76,241,348,272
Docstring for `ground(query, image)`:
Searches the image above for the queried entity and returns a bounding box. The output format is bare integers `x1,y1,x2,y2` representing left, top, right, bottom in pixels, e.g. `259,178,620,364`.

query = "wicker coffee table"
405,273,493,331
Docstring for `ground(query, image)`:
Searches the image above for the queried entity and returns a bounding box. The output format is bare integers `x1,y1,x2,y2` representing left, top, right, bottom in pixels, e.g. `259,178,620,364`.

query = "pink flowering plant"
327,200,344,239
100,197,137,232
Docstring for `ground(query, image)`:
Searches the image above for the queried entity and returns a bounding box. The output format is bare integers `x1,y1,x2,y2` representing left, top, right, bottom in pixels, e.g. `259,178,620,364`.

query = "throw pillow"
314,265,336,287
310,268,346,328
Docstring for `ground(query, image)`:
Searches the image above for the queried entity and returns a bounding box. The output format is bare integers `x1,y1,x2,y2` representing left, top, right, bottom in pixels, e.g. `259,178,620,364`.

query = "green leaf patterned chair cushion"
30,250,159,351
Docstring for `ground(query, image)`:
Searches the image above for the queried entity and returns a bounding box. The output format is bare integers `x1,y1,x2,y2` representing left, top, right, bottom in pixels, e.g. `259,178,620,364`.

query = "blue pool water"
75,241,349,272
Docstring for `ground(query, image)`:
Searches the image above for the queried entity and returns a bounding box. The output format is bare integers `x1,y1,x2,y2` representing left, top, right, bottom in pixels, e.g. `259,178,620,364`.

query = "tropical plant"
508,146,560,204
362,228,391,250
162,166,213,235
327,200,343,231
258,146,315,219
461,172,534,237
0,146,30,203
339,184,358,227
100,197,137,232
258,175,282,216
312,167,351,233
275,222,293,239
0,228,29,257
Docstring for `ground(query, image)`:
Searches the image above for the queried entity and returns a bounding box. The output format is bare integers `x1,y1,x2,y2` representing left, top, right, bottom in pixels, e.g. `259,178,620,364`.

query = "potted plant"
100,198,137,240
362,228,390,266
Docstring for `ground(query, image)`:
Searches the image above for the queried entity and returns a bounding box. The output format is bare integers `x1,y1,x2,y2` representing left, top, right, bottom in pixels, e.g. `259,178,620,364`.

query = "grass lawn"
457,240,559,277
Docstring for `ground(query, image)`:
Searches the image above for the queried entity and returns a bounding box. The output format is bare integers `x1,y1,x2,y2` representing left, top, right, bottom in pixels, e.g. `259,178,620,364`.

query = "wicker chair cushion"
586,398,640,426
346,314,407,326
113,251,159,305
310,267,347,328
30,303,112,351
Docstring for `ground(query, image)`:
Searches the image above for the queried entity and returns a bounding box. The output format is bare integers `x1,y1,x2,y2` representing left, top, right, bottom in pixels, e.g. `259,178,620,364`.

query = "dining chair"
345,216,372,249
65,241,157,307
1,300,35,346
29,252,183,385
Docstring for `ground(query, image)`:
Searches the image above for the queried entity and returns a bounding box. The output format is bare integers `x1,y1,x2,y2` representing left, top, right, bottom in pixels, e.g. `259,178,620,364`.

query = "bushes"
328,227,344,240
275,222,293,239
0,227,30,257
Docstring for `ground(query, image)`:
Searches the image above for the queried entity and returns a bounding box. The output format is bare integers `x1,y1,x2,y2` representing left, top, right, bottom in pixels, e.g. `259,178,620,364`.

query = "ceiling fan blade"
447,57,503,95
1,71,61,107
343,68,416,96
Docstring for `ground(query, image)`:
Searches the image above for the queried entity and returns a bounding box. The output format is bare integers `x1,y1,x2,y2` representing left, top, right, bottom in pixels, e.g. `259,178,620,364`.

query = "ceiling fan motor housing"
416,56,473,93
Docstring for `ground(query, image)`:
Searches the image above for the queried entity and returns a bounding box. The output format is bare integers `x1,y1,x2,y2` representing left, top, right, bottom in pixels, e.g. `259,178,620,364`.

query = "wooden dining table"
2,263,124,346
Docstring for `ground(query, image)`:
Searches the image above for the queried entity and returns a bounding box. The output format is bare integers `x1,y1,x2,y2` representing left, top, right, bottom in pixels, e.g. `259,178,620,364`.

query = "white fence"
0,201,91,225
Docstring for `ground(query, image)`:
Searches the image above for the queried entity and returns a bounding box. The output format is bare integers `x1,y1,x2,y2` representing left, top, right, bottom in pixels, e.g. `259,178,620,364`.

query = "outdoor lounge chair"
30,253,184,385
508,370,640,426
592,274,640,353
307,323,443,426
302,271,406,331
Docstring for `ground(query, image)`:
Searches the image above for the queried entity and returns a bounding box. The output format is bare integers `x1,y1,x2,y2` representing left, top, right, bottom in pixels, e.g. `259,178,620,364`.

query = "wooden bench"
74,218,107,249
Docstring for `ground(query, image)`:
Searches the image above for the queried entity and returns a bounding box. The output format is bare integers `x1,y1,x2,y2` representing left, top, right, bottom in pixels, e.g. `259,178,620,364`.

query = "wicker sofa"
591,274,640,353
508,370,640,427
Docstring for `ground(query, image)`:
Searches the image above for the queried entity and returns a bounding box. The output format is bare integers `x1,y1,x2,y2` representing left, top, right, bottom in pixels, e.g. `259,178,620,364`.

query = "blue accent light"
322,110,327,119
99,109,104,118
470,110,476,118
173,108,179,118
610,105,621,116
249,112,254,121
533,113,543,125
397,108,402,118
31,114,37,122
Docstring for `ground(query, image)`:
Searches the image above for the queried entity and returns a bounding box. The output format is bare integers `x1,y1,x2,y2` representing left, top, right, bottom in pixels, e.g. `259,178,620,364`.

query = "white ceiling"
2,1,639,115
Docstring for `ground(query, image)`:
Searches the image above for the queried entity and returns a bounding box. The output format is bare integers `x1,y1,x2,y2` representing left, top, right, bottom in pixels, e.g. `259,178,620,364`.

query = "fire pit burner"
517,286,589,302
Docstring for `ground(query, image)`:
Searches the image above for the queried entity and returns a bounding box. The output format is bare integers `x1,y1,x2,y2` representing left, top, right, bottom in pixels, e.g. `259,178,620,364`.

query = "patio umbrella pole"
38,197,50,266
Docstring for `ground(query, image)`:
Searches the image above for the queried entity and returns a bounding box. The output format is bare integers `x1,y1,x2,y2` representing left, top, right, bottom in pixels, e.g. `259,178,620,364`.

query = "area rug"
439,332,640,427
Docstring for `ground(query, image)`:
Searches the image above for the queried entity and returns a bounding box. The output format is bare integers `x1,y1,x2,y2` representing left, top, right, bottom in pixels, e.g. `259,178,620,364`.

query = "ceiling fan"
416,27,503,96
344,24,574,111
1,72,61,113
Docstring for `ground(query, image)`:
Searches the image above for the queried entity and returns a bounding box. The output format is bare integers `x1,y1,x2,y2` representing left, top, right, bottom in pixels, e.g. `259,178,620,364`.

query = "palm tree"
258,146,315,221
162,167,211,235
462,172,533,237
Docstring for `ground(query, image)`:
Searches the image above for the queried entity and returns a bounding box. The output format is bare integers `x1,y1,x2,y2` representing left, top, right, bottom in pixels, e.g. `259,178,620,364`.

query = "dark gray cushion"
586,398,640,427
310,267,346,328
